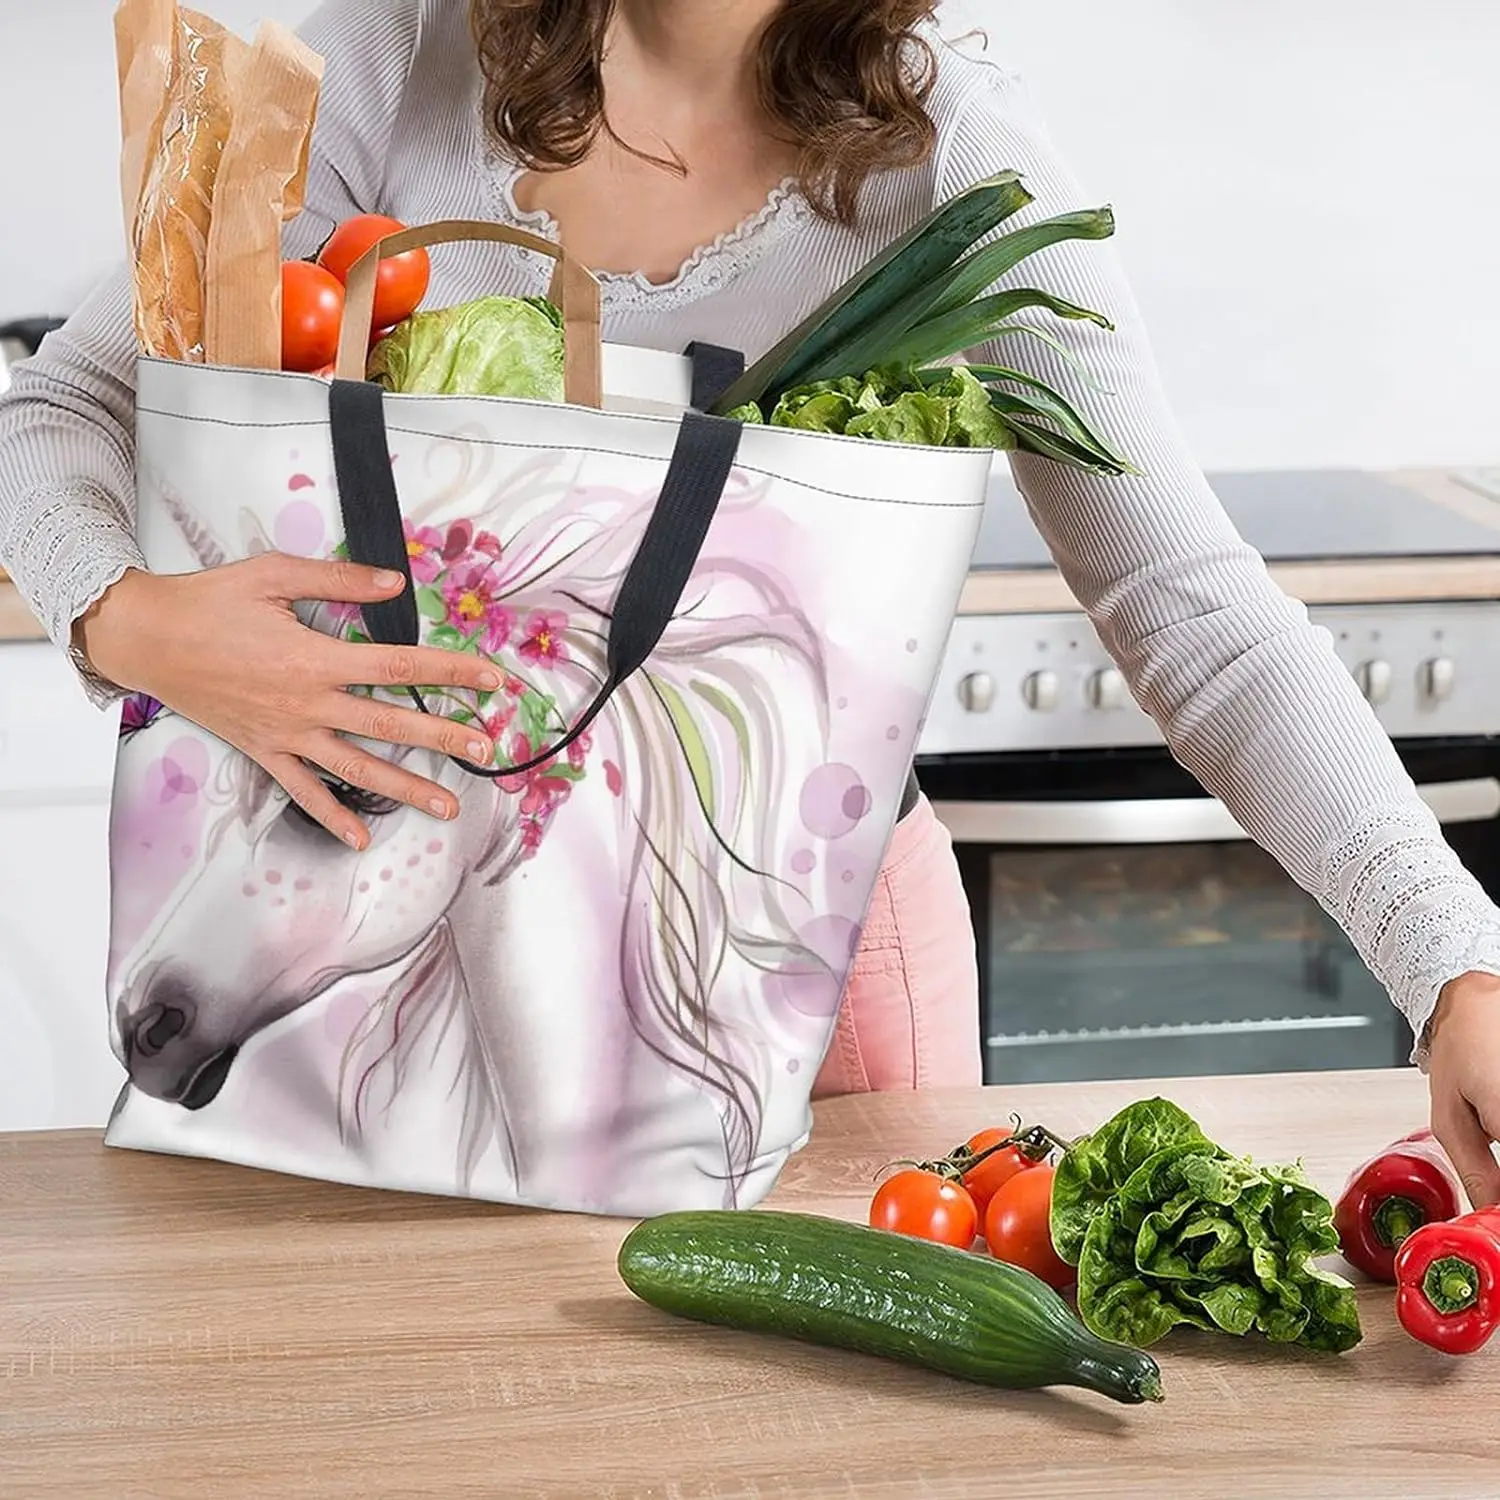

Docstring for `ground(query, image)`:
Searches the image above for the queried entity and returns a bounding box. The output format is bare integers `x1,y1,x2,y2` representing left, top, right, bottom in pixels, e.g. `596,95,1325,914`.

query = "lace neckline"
484,157,811,312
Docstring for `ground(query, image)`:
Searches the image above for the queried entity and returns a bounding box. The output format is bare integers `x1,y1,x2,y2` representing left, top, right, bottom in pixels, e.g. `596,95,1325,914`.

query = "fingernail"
343,829,364,849
429,796,454,818
467,739,492,764
374,570,403,590
477,668,502,690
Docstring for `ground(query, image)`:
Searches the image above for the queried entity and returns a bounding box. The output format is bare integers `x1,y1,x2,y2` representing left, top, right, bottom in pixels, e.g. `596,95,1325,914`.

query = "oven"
915,578,1500,1087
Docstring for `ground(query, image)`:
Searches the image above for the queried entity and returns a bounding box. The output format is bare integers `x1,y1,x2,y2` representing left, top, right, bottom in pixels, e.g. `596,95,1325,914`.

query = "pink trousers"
811,795,983,1098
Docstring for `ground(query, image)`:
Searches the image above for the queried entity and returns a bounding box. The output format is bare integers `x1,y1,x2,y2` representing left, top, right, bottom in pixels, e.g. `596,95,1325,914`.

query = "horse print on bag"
105,447,894,1210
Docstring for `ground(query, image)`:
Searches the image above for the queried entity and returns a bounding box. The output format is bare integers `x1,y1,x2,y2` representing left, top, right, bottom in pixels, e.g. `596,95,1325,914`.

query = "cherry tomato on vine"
317,213,430,330
959,1126,1042,1216
983,1163,1074,1290
870,1169,978,1249
280,260,345,373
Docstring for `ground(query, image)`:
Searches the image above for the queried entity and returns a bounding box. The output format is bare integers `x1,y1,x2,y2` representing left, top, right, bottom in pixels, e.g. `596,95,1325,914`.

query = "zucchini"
617,1210,1164,1406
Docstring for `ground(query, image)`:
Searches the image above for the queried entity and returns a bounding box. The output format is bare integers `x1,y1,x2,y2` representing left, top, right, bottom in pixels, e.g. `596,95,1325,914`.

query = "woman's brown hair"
471,1,942,227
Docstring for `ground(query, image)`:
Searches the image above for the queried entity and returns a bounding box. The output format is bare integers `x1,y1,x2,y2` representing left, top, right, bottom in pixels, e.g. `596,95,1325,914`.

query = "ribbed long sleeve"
935,62,1500,1056
1,0,1497,1048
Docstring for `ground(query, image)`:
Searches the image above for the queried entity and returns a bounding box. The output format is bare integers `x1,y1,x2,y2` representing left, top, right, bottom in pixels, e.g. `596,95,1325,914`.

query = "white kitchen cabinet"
0,643,123,1130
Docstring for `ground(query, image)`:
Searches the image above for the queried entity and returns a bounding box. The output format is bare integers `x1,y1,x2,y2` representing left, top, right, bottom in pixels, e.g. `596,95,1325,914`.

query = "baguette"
130,9,246,361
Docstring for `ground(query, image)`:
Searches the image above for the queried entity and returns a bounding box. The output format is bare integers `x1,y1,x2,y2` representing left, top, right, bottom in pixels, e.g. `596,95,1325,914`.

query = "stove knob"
1021,669,1060,712
1419,656,1457,704
1087,666,1129,711
957,671,996,713
1355,659,1394,706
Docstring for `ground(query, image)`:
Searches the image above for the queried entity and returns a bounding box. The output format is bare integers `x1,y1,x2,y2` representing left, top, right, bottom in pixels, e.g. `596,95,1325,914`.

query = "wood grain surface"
2,1069,1496,1500
0,577,45,642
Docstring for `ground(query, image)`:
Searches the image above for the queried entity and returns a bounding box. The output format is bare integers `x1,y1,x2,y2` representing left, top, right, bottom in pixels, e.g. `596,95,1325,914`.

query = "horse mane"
465,471,832,1203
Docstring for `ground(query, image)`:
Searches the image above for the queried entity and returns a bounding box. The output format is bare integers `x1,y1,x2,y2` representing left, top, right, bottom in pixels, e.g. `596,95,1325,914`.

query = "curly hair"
471,0,941,226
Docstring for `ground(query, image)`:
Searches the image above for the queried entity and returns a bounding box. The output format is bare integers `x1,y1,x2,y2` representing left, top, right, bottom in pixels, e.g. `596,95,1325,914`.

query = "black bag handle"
328,342,746,780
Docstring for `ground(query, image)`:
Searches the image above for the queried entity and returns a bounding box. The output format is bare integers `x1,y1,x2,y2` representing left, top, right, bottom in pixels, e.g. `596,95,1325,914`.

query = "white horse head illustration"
109,454,843,1206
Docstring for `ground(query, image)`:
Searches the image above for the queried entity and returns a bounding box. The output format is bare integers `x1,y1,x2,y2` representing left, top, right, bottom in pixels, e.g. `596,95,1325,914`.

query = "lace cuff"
1,482,141,709
1319,804,1500,1068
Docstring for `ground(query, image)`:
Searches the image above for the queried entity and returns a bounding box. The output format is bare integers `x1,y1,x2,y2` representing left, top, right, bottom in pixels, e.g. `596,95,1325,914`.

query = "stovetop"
970,467,1500,572
918,466,1500,758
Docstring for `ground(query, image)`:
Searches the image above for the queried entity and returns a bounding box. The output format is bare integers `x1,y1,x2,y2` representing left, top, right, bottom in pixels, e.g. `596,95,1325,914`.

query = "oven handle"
930,777,1500,847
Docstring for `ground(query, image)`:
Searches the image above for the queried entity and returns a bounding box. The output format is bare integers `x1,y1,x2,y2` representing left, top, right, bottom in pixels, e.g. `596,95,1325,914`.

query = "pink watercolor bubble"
886,725,901,741
791,849,816,876
287,473,316,492
295,877,313,892
905,638,918,653
768,914,862,1017
274,498,324,556
799,763,871,841
264,870,282,886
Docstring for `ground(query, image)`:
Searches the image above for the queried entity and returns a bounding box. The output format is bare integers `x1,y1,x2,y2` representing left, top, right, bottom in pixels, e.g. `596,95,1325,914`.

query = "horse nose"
128,1002,190,1059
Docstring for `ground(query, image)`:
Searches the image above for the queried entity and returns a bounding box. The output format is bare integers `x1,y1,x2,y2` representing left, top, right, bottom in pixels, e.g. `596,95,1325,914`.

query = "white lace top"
3,0,1498,1058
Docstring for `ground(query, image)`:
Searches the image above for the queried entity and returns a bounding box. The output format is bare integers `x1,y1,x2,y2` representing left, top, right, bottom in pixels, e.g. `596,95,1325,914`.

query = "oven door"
918,740,1500,1086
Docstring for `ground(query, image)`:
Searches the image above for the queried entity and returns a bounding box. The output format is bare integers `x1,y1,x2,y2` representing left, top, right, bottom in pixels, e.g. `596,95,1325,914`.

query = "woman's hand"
77,558,499,849
1426,972,1500,1207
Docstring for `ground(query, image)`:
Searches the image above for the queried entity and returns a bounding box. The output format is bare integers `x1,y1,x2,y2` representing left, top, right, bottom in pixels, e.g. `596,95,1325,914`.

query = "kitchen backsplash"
2,3,1497,472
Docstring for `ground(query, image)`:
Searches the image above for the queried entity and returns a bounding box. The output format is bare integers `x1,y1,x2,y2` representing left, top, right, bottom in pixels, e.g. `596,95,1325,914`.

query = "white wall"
3,1,1498,470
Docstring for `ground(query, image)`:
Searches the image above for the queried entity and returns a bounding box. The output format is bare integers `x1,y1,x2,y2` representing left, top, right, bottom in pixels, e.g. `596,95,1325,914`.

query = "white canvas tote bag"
103,222,990,1215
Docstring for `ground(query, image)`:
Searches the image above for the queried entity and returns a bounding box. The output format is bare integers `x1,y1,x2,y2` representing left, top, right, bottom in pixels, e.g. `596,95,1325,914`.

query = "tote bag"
103,221,991,1216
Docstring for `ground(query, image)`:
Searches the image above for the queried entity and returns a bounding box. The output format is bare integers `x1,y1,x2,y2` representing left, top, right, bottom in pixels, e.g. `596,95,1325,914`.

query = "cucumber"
617,1210,1164,1406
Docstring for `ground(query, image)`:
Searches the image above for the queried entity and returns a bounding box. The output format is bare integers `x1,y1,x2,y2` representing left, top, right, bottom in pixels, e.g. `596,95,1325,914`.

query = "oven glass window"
978,840,1407,1085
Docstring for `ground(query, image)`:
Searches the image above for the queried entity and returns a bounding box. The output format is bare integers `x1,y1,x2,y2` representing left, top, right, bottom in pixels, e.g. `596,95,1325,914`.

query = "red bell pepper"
1393,1207,1500,1355
1332,1127,1463,1282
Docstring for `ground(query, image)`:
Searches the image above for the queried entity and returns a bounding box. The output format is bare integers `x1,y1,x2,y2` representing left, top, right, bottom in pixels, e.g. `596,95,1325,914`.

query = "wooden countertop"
958,467,1500,616
3,1068,1496,1499
0,566,44,642
1,467,1497,643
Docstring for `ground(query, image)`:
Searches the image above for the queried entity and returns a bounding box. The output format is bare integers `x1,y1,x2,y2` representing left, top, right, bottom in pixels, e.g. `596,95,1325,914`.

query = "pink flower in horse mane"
441,519,472,562
474,529,503,560
566,730,592,771
403,520,446,583
442,564,514,653
518,610,570,667
480,699,517,745
519,808,548,854
495,732,540,796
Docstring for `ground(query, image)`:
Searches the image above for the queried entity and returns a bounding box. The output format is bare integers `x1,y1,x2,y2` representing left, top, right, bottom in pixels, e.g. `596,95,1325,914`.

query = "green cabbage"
367,295,564,400
1050,1097,1363,1355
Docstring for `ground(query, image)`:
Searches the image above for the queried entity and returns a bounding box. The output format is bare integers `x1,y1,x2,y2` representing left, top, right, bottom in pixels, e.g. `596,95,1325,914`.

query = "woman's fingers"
265,753,372,850
327,692,495,767
325,637,503,696
1432,1097,1500,1209
249,552,410,606
301,731,461,822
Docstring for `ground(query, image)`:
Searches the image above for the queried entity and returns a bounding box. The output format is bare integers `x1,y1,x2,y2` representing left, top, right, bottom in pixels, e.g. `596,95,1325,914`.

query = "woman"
3,0,1499,1196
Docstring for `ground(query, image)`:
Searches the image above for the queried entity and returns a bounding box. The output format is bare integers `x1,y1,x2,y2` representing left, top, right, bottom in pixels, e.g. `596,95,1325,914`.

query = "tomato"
870,1169,978,1250
983,1163,1074,1290
959,1127,1041,1216
281,261,345,373
317,214,430,330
